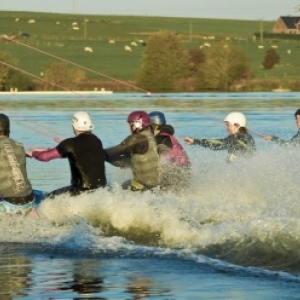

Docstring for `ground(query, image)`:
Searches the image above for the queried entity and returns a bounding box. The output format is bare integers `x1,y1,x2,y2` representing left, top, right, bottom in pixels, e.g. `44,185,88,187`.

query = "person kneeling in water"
184,112,256,163
0,114,38,217
105,111,160,192
26,111,107,197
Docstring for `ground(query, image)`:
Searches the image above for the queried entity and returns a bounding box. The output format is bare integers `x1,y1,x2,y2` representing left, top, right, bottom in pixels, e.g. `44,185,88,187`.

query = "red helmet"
127,111,151,131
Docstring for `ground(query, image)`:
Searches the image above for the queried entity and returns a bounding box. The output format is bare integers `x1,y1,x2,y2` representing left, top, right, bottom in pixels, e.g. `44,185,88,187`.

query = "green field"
0,10,299,83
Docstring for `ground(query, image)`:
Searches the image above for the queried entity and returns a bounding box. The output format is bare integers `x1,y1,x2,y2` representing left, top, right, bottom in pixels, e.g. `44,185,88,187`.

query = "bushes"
232,78,281,92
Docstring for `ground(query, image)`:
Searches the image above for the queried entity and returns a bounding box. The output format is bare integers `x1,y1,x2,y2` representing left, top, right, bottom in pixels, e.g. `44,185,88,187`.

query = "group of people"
1,108,300,217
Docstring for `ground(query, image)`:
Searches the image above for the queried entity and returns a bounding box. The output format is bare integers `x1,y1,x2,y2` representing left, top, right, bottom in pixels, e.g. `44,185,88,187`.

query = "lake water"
1,92,300,299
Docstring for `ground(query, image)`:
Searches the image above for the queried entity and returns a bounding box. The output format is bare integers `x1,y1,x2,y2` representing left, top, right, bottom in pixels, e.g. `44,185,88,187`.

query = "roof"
279,16,300,29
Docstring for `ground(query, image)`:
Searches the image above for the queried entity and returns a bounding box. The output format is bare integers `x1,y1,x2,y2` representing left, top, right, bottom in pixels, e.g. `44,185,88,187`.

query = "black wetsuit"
270,130,300,146
51,132,107,196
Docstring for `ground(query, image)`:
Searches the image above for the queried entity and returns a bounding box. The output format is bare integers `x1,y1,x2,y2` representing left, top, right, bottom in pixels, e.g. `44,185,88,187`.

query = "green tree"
0,51,16,90
203,46,251,91
262,48,280,70
187,48,206,75
2,69,32,91
137,32,190,92
42,62,85,91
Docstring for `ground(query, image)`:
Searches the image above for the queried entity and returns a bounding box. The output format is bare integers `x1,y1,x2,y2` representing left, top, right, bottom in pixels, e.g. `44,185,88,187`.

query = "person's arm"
156,135,172,156
106,134,148,160
193,138,229,151
105,134,149,167
30,147,62,162
105,141,131,162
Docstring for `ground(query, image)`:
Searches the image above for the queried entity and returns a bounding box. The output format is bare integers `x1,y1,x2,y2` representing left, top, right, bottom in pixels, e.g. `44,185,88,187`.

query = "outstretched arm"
264,131,300,146
189,137,229,151
27,147,62,162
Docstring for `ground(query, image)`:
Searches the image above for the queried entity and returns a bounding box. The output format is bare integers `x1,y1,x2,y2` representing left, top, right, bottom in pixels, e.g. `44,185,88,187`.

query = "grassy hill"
0,10,299,85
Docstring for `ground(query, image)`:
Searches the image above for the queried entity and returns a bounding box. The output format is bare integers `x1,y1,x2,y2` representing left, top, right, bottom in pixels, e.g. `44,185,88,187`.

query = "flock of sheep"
16,17,145,53
14,17,293,55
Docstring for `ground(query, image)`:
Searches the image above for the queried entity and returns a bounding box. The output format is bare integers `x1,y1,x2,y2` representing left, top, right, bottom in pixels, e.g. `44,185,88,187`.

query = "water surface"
1,92,300,299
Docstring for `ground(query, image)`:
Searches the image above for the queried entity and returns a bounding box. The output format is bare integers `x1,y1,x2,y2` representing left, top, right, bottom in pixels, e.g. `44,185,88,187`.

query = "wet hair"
294,109,300,118
238,127,248,133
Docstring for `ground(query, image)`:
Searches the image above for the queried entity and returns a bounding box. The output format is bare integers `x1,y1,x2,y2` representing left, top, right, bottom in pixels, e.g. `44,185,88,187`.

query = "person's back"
57,132,107,190
0,113,35,215
105,110,160,192
0,136,33,198
27,111,107,197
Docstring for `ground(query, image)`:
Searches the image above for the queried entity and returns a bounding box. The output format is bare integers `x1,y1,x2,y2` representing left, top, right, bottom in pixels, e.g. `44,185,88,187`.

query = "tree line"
0,32,284,92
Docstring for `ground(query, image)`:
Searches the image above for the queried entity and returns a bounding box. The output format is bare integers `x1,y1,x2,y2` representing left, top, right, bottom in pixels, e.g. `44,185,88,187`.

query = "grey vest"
131,130,160,187
0,137,32,198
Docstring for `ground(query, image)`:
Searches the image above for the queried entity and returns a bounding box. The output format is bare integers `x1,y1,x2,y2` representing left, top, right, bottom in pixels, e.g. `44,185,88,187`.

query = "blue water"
1,91,300,100
1,92,300,299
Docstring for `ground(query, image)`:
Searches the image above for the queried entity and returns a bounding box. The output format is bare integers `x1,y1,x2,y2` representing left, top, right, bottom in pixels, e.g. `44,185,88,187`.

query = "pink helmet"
127,111,151,130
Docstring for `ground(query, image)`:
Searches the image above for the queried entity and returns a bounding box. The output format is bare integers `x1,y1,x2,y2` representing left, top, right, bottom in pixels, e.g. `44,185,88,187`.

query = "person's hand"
33,148,48,152
264,135,272,141
26,150,33,157
184,137,194,145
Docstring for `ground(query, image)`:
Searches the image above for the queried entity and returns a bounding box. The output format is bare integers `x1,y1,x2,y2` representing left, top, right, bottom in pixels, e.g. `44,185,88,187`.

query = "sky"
1,0,299,21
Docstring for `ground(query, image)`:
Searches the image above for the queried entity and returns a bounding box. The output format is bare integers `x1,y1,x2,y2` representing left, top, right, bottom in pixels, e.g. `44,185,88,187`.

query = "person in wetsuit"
105,110,160,192
264,109,300,146
0,113,37,216
148,111,191,191
184,111,256,163
26,111,107,197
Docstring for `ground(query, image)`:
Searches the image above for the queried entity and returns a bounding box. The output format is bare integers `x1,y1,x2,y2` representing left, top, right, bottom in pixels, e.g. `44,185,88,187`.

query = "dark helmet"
0,113,10,135
149,111,166,126
127,111,151,132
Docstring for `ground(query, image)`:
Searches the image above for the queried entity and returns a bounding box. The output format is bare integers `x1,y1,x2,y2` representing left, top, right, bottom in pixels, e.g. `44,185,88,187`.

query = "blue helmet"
149,111,166,126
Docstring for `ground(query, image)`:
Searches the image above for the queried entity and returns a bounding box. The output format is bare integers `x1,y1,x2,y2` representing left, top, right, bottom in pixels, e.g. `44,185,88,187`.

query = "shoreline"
0,90,113,95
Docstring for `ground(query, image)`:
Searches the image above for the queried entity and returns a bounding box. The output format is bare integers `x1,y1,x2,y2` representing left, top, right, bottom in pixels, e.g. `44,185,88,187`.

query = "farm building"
273,16,300,34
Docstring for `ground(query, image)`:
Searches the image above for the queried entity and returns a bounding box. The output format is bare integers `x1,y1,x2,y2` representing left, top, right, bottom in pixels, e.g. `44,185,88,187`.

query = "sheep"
271,45,278,49
203,42,211,48
124,45,132,52
131,41,138,46
15,18,19,22
287,49,292,54
109,39,115,44
72,22,78,26
258,45,264,49
73,27,79,30
84,47,93,52
28,19,36,24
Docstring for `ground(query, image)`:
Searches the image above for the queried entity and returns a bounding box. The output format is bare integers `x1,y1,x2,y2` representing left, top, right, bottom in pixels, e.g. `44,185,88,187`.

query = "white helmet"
224,112,247,127
72,111,94,131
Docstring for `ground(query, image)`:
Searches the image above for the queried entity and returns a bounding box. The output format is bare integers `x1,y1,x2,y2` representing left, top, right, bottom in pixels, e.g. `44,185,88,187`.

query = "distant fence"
254,32,300,41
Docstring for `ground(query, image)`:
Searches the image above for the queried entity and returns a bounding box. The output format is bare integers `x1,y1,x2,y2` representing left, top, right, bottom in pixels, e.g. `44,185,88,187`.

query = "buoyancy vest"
131,130,160,187
158,132,191,167
0,137,32,198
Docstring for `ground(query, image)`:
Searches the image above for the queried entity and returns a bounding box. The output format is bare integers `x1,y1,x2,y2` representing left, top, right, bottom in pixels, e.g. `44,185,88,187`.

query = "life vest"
158,132,191,167
0,137,33,198
131,130,160,187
